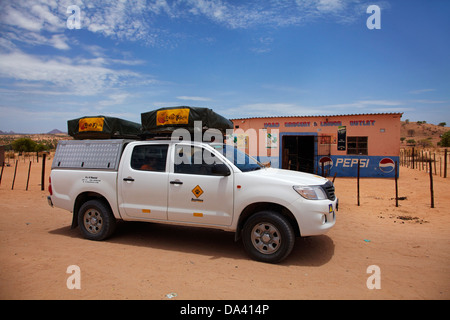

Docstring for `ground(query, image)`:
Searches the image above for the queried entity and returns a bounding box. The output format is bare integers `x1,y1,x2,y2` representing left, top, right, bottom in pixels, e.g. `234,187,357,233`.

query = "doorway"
282,135,315,173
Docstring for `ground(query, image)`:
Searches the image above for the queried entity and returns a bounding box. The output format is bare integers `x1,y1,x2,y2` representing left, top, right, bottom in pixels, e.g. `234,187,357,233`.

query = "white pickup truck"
48,139,337,263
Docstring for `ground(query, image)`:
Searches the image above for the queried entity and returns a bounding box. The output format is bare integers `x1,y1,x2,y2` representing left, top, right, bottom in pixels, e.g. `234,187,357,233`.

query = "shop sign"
350,120,376,126
264,122,280,128
317,156,399,177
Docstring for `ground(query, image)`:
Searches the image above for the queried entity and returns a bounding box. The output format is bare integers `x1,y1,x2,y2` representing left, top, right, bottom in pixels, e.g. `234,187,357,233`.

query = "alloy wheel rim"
251,222,281,254
83,209,103,234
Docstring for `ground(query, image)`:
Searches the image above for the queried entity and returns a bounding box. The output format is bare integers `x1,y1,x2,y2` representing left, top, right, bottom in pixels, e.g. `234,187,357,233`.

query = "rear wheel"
78,200,116,241
242,211,295,263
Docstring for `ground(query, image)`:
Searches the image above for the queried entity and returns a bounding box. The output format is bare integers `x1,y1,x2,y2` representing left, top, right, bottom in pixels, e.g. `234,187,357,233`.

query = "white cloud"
251,36,275,53
409,88,436,95
0,51,141,96
0,0,381,49
225,98,407,119
316,0,344,12
356,100,403,106
412,99,447,104
177,96,212,101
230,103,318,118
2,7,42,32
0,0,70,50
97,93,131,107
49,34,70,50
82,0,162,45
369,107,413,113
2,0,66,30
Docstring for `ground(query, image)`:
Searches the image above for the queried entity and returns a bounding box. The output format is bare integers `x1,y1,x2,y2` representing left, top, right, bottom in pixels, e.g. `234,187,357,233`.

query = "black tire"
78,199,116,241
242,211,295,263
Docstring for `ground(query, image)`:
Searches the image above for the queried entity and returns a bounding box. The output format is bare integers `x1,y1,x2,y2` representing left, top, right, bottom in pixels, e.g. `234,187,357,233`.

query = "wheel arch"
234,202,300,241
72,192,114,229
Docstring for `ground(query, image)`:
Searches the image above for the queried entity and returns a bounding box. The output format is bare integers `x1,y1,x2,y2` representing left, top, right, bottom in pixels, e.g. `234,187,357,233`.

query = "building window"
347,137,368,155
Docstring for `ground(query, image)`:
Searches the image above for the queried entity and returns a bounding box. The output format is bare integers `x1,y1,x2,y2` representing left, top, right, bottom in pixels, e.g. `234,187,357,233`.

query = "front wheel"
78,199,116,241
242,211,295,263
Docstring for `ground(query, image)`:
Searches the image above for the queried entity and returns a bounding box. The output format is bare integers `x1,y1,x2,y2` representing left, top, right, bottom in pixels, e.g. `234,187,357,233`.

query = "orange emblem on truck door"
192,185,204,198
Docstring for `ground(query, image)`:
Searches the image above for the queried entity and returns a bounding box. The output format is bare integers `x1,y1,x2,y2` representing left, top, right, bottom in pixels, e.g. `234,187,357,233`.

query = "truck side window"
131,145,168,172
174,146,223,175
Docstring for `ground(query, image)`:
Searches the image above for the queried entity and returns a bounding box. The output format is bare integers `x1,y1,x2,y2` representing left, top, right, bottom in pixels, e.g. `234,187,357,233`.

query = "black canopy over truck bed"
67,107,234,140
141,106,233,135
67,116,142,140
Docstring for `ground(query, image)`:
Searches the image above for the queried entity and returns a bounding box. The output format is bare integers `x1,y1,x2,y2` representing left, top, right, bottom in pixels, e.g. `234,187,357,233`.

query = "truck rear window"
131,144,168,172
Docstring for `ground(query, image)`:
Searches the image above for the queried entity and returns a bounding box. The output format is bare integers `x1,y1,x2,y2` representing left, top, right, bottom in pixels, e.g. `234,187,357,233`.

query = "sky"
0,0,449,133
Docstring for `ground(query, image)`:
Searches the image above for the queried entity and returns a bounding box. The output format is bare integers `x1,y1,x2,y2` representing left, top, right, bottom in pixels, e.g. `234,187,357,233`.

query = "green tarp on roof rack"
67,116,142,140
141,106,233,135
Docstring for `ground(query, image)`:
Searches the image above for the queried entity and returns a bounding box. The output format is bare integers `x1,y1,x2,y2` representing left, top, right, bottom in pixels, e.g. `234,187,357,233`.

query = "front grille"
322,180,336,201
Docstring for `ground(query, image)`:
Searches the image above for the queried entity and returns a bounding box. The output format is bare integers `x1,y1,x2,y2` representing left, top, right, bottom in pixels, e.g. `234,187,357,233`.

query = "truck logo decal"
79,117,104,132
156,108,190,126
192,185,204,198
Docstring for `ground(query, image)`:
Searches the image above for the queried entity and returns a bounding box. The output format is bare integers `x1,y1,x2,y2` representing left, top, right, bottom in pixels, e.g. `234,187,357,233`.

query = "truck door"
118,143,169,220
167,144,233,226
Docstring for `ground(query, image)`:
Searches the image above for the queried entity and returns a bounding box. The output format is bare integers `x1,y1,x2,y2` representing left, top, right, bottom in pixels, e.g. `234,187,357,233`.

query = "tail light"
48,176,53,195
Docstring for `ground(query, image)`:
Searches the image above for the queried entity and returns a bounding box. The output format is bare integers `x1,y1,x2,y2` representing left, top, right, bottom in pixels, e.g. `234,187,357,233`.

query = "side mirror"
212,163,231,176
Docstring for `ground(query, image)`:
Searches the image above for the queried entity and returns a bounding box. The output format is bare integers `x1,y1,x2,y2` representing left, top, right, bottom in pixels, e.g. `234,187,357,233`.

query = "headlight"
293,185,327,200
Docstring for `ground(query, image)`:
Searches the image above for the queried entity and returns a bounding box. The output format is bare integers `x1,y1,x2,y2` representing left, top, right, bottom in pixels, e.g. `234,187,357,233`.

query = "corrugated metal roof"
230,112,403,121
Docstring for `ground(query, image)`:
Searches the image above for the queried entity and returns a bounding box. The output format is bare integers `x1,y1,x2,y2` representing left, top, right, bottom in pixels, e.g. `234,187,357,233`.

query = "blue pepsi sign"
319,156,399,178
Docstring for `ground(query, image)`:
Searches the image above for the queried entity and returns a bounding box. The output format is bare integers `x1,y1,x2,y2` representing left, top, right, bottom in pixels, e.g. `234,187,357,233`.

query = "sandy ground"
0,158,449,300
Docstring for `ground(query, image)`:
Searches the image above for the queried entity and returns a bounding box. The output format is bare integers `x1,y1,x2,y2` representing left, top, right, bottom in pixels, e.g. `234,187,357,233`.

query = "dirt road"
0,159,449,299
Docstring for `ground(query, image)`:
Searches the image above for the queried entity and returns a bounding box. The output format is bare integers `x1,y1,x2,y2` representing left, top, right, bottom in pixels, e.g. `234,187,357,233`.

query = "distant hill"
0,129,66,135
401,121,449,148
0,130,16,135
47,129,66,134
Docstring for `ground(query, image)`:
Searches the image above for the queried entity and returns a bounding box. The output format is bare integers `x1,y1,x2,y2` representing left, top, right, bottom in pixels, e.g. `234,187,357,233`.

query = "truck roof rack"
67,116,142,140
141,106,233,136
68,107,233,141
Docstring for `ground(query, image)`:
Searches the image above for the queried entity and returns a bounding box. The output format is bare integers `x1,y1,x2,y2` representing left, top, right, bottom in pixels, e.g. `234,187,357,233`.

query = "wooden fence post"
395,161,399,207
11,160,18,190
41,153,46,191
445,149,448,179
429,160,434,208
26,161,32,191
357,159,360,206
0,162,4,186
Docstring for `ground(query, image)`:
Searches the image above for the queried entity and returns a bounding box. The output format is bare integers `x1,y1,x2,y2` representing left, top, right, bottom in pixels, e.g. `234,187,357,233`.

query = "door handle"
170,180,183,185
123,177,135,182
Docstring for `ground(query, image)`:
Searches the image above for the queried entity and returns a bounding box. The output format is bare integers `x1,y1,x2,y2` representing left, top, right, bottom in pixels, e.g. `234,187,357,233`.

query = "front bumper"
290,197,338,237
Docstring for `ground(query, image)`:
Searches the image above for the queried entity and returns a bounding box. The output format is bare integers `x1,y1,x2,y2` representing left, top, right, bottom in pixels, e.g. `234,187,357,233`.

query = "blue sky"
0,0,449,133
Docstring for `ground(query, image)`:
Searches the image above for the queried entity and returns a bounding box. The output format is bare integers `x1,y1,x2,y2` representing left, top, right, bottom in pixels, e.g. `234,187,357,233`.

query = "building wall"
231,113,402,178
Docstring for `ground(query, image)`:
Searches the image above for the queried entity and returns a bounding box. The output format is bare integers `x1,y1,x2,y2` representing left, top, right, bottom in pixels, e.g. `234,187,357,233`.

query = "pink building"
231,113,402,178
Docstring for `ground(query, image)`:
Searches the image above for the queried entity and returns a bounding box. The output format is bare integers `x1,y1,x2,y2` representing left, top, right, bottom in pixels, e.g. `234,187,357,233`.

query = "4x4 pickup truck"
48,139,337,263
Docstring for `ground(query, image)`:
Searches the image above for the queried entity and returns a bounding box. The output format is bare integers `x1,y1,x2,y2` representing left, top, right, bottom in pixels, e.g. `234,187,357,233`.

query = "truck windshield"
212,144,263,172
